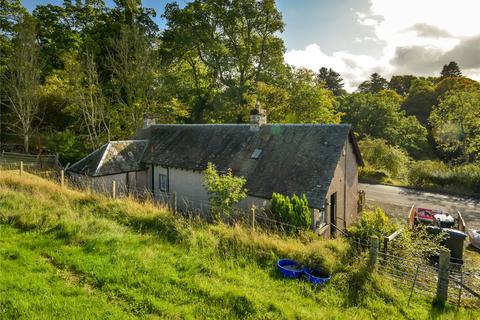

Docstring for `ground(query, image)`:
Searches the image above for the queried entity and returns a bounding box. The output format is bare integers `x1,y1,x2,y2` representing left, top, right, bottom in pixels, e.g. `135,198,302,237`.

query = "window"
250,148,262,159
316,205,327,229
159,174,168,192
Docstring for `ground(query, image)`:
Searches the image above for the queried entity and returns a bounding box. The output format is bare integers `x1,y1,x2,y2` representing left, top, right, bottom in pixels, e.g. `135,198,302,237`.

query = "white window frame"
159,173,168,192
317,208,327,229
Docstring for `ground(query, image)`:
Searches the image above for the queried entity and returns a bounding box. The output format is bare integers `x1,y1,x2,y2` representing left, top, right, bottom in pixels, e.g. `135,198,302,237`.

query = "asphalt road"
359,183,480,229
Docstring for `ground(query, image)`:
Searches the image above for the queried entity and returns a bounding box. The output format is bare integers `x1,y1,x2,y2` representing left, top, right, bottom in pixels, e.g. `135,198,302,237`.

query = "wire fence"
0,163,313,235
1,163,479,309
373,245,480,308
0,151,60,169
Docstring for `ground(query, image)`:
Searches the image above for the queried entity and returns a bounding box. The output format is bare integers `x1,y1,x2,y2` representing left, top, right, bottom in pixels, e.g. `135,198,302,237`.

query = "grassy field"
0,172,478,319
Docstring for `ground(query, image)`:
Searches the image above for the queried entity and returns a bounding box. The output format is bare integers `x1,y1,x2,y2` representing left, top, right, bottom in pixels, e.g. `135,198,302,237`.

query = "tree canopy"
315,67,346,96
0,0,479,172
440,61,462,78
357,73,389,93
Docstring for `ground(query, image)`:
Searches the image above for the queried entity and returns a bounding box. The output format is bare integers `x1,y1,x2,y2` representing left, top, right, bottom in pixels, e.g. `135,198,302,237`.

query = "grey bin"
426,226,467,262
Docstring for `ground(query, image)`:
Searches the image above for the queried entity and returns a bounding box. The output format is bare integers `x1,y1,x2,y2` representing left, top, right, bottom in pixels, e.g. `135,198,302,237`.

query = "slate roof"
67,124,363,208
67,140,148,176
133,124,363,208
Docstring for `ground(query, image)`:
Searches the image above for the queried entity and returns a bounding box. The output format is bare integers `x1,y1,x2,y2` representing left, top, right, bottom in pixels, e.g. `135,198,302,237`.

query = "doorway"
330,193,337,237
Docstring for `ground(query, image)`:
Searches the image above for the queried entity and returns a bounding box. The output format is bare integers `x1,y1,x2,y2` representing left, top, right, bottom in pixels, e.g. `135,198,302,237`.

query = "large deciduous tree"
429,89,480,163
285,68,341,124
401,78,436,126
388,75,417,96
2,14,42,152
67,51,110,148
107,24,159,133
339,90,428,155
161,0,285,122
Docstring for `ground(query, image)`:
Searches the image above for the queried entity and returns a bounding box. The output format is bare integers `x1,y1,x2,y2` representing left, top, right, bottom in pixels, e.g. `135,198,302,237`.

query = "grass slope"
0,172,478,319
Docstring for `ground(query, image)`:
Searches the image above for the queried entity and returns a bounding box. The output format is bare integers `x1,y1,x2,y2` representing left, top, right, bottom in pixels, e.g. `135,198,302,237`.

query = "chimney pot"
142,113,156,128
250,103,267,131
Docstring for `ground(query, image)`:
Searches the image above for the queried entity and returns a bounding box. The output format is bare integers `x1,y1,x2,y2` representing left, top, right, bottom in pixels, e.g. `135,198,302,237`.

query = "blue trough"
277,259,303,278
303,268,331,285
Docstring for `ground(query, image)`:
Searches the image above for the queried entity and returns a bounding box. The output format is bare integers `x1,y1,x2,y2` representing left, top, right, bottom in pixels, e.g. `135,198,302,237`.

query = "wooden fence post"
60,170,65,188
20,161,23,176
369,236,379,269
251,204,256,231
436,249,450,304
172,192,177,214
112,181,116,199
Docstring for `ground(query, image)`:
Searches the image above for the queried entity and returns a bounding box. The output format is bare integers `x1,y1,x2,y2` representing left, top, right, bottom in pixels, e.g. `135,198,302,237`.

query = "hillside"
0,171,478,319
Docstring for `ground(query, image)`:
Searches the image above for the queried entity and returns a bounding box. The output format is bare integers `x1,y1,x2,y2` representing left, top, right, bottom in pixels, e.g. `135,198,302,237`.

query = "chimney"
249,102,267,131
142,113,156,129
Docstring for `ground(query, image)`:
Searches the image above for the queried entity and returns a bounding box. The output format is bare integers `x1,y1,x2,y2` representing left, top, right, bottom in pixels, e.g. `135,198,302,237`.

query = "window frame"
159,173,168,192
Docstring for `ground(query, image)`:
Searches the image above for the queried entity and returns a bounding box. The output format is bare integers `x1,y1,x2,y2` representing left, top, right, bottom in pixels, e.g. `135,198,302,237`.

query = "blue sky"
22,0,480,90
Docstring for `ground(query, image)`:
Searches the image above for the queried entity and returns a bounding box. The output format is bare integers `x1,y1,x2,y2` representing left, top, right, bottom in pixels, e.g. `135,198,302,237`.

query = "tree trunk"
24,134,29,153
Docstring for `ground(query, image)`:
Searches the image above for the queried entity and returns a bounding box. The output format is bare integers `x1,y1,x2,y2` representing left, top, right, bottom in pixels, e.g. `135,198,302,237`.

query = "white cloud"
284,0,480,91
284,44,379,91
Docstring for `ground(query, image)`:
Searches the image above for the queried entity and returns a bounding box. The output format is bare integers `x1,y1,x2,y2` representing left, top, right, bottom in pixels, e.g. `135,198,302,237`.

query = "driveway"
359,183,480,230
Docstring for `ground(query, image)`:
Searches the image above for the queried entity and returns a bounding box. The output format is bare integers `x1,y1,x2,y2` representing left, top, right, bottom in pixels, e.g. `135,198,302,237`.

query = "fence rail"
0,151,59,169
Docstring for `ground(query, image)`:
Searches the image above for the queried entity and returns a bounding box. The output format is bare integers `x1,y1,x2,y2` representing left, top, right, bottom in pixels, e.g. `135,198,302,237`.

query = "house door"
330,193,337,238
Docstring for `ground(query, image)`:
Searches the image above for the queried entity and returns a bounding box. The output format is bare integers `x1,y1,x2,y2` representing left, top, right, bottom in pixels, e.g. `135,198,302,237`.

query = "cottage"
67,111,363,237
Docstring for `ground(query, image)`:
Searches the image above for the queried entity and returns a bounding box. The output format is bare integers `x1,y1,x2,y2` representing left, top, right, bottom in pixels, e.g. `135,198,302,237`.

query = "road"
359,183,480,229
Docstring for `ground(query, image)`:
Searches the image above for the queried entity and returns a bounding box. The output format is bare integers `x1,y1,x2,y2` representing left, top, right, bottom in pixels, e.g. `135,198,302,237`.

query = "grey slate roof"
67,140,148,176
67,124,363,209
133,124,363,208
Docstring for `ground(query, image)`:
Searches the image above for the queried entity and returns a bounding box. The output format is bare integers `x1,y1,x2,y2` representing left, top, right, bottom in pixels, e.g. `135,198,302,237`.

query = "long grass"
0,171,478,319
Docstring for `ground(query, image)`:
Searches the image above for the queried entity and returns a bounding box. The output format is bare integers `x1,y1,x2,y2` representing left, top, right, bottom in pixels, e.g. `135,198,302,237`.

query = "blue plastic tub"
303,268,331,285
277,259,303,278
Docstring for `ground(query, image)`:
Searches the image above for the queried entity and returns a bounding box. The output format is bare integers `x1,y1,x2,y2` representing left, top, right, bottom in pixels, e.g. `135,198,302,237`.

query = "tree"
2,14,42,152
161,0,286,122
440,61,462,78
250,81,289,123
203,162,247,220
33,3,79,75
315,67,346,96
357,72,388,93
286,68,341,124
0,0,27,61
358,138,410,178
434,76,480,99
66,51,110,148
107,24,159,133
388,75,417,96
339,90,428,155
401,78,436,126
429,89,480,162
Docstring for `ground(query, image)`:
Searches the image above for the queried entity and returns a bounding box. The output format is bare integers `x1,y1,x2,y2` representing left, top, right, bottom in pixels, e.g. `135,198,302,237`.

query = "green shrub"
202,162,247,220
270,193,311,230
408,160,480,194
358,166,389,183
348,208,396,243
358,138,410,180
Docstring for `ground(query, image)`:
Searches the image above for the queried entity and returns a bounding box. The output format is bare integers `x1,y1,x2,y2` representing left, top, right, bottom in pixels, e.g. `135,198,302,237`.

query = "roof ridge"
94,142,111,176
67,142,109,172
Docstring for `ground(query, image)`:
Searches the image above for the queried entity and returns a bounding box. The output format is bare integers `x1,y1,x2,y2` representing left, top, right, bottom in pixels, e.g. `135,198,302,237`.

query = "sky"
23,0,480,91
